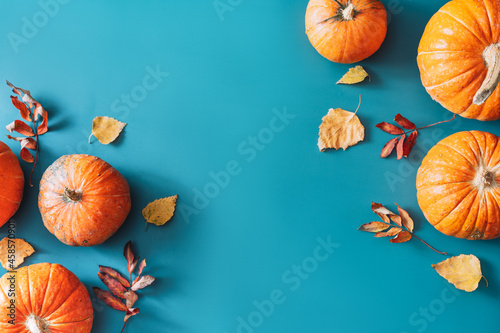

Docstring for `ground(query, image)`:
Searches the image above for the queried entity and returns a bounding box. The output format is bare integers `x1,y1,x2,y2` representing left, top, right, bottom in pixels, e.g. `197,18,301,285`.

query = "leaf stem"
403,114,456,135
28,105,39,187
410,232,447,255
120,320,127,333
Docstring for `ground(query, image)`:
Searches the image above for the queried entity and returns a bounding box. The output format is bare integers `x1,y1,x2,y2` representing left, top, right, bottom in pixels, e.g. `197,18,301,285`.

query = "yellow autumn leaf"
142,195,178,227
318,108,364,151
0,238,35,270
336,65,370,84
432,254,485,292
89,116,126,144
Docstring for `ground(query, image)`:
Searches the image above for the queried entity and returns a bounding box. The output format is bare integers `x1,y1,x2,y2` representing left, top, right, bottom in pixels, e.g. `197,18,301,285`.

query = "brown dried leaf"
432,255,483,292
318,108,364,151
143,195,178,226
124,241,135,275
336,65,370,84
375,227,402,238
93,287,127,312
395,203,414,233
20,148,34,163
394,114,416,130
381,137,398,158
6,120,34,137
358,222,390,233
131,275,155,291
0,238,35,270
98,272,127,299
99,265,130,288
403,131,418,158
89,116,126,144
389,214,402,226
396,134,406,160
6,81,37,107
124,290,139,309
10,96,31,122
7,136,37,150
390,230,412,243
376,122,404,135
35,104,48,135
371,202,396,223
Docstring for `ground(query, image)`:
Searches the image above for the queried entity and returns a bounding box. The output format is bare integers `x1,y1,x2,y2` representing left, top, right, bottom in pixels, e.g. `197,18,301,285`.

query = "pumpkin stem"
342,2,355,21
25,314,49,333
63,187,83,203
472,166,497,192
473,43,500,105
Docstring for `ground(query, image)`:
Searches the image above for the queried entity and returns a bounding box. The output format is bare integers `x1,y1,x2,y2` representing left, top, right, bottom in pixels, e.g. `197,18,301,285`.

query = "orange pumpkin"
417,0,500,120
38,154,131,246
417,131,500,240
0,141,24,227
305,0,387,64
0,263,93,332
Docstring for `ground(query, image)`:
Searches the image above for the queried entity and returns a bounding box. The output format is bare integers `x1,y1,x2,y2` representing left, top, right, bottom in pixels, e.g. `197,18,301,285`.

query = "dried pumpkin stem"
25,314,49,333
410,232,447,255
342,2,355,20
63,187,83,203
473,43,500,105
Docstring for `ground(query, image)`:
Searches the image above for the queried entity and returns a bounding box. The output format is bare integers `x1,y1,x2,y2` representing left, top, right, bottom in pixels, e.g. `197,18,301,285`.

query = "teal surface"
1,1,499,332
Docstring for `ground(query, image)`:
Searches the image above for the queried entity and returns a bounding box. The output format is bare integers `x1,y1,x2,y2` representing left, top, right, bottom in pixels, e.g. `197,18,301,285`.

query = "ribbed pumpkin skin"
417,0,500,120
417,131,500,240
38,154,131,246
0,263,93,332
305,0,387,64
0,141,24,227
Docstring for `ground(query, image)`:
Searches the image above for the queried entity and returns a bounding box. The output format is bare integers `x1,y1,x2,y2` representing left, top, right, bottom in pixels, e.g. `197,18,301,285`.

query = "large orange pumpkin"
417,131,500,240
0,263,93,332
38,154,131,246
0,141,24,227
305,0,387,64
417,0,500,120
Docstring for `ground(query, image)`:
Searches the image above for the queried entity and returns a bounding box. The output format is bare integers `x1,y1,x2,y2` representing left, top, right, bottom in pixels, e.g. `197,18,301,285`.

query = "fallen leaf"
99,265,130,288
124,308,140,322
7,136,37,150
133,259,147,286
389,214,402,226
336,65,370,84
98,272,127,299
403,131,418,157
396,134,406,160
6,120,34,137
376,122,404,135
395,203,414,233
131,275,155,291
358,222,390,233
0,238,35,270
123,241,135,275
375,227,402,237
142,195,178,226
124,290,138,309
371,202,396,223
390,230,412,243
394,114,416,130
93,287,127,311
10,96,31,122
432,254,484,292
381,137,399,158
318,108,364,151
89,116,126,144
20,148,34,163
35,103,48,135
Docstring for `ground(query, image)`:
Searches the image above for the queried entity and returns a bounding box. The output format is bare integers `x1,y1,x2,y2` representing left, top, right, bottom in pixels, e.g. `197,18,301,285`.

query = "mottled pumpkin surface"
0,263,93,332
417,0,500,120
305,0,387,64
38,154,131,246
417,131,500,240
0,141,24,227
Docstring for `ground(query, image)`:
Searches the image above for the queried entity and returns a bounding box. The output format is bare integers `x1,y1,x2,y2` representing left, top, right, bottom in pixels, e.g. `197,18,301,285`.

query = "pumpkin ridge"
425,64,484,92
80,164,115,192
468,131,486,166
416,180,471,191
467,193,488,239
43,281,82,321
38,264,54,318
482,0,494,40
434,189,478,232
340,22,350,63
48,315,93,325
427,185,474,224
0,192,20,204
438,8,488,46
483,191,500,238
438,141,478,168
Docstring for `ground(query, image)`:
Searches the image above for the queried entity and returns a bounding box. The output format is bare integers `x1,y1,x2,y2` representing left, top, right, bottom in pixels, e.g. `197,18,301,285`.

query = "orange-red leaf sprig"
5,80,49,186
377,113,455,159
94,241,155,333
359,202,447,255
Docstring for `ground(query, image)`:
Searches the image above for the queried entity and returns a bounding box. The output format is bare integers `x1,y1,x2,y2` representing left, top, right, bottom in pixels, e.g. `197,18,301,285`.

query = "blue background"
1,1,499,332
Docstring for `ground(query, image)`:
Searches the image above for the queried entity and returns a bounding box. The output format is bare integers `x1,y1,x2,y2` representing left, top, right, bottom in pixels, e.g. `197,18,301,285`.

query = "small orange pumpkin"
417,131,500,240
417,0,500,120
305,0,387,64
38,154,131,246
0,141,24,227
0,263,93,332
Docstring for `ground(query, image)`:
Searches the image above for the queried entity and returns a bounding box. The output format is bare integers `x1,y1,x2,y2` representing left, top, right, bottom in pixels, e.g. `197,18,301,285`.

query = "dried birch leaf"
432,255,484,292
89,116,126,144
0,238,35,270
318,108,364,151
336,65,370,84
390,230,412,243
358,222,390,233
93,287,127,312
142,195,178,226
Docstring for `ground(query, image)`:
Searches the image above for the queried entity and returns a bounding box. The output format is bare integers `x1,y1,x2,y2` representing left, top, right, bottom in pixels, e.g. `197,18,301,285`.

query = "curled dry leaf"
371,202,395,223
318,108,364,151
89,116,126,144
0,237,35,270
98,272,127,299
93,287,128,312
124,290,138,309
432,254,484,292
99,265,130,288
10,96,31,122
336,65,370,85
390,230,412,243
395,203,414,233
124,308,140,323
375,227,402,238
131,275,155,291
142,195,178,227
124,241,135,275
6,120,35,137
358,222,390,233
20,148,35,163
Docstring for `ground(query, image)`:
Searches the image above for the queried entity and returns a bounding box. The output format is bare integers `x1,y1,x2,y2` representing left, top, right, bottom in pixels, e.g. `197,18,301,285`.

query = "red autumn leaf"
395,203,414,233
93,287,127,312
99,265,130,288
7,136,37,150
390,230,412,243
124,241,135,275
10,96,32,122
20,148,34,163
396,133,405,160
7,81,37,107
371,202,396,223
98,272,127,299
6,120,34,137
131,275,155,291
35,104,48,135
124,308,140,323
403,130,418,157
375,227,402,238
380,137,399,158
133,259,147,286
376,122,404,135
124,290,138,309
394,114,416,130
358,221,390,233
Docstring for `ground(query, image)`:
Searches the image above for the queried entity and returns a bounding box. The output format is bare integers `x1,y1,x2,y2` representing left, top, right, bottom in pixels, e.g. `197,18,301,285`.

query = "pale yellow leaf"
432,254,484,292
336,65,370,85
0,238,35,270
318,108,364,151
89,116,126,144
142,195,178,226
